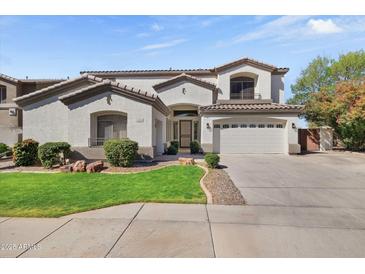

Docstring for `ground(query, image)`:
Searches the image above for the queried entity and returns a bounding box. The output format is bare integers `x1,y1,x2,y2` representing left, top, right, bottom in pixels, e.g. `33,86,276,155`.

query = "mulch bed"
0,159,179,173
203,167,245,205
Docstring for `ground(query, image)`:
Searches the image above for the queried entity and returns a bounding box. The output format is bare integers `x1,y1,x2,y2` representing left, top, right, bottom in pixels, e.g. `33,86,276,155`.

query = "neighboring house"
0,73,63,146
13,57,303,159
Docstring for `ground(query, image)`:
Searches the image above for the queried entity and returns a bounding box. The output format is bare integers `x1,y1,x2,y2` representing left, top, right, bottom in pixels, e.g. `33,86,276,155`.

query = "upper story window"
0,85,6,104
230,77,254,100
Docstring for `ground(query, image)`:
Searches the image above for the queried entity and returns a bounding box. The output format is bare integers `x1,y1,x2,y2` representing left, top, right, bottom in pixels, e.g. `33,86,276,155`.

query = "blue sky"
0,15,365,101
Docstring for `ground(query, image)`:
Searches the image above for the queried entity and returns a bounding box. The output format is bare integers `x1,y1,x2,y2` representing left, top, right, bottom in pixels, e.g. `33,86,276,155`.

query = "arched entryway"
89,111,127,146
166,104,200,149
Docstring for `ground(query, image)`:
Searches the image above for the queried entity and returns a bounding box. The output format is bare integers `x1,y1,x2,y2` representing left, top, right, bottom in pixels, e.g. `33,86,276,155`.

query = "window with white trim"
222,124,229,129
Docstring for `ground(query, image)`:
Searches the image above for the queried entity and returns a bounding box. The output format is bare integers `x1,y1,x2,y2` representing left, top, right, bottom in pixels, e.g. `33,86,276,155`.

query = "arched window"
0,85,6,104
230,77,254,100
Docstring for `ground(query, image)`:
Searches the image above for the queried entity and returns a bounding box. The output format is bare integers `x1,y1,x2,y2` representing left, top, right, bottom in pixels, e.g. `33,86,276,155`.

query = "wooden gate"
298,128,320,152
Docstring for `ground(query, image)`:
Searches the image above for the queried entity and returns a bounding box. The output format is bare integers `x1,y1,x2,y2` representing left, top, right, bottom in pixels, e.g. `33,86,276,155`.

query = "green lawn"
0,165,206,217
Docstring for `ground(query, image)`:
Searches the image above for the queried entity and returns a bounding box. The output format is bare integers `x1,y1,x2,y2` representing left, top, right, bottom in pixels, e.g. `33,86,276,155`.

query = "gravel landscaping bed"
203,167,245,205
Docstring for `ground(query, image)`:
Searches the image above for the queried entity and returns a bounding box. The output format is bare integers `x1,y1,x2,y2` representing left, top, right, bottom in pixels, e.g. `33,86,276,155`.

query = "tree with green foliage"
287,50,365,105
304,79,365,150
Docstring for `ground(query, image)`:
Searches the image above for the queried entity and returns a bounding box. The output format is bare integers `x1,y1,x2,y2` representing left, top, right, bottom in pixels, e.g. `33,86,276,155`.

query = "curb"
197,164,213,204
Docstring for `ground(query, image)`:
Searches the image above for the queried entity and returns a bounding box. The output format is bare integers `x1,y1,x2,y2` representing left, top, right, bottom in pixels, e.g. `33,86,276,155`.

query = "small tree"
305,79,365,150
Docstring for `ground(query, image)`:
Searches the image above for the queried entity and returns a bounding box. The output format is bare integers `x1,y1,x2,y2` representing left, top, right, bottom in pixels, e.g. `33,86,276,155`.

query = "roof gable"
14,74,102,106
153,73,216,91
213,57,289,74
59,80,170,115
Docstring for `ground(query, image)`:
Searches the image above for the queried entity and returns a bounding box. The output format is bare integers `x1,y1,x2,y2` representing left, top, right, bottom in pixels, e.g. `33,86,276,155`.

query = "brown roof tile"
200,102,303,113
153,73,216,91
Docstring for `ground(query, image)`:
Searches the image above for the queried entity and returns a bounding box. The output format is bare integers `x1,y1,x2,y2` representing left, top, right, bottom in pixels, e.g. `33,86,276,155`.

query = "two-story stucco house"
0,73,63,146
13,57,303,159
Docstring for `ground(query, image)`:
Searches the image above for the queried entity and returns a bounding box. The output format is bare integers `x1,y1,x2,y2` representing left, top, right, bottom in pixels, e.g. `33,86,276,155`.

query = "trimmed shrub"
0,143,8,154
190,141,200,154
204,153,220,168
104,138,138,167
13,139,39,166
166,145,178,155
170,140,179,149
38,142,71,168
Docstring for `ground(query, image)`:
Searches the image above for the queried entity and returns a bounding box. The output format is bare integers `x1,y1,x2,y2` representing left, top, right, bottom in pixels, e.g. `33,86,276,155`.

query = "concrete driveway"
218,152,365,257
1,152,365,257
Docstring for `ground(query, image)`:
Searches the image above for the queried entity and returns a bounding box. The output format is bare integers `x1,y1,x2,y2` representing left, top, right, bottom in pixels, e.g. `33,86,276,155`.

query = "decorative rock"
178,157,195,165
73,160,86,172
60,164,73,173
86,161,104,173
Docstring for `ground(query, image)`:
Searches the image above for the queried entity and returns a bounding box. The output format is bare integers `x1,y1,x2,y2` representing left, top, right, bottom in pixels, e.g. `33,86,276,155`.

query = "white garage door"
214,122,285,154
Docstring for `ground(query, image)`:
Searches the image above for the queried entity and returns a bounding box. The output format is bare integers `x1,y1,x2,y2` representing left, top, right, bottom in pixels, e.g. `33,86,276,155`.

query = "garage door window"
267,124,274,128
258,124,265,128
249,124,256,128
214,124,220,128
222,124,229,128
240,124,247,128
276,124,283,128
231,124,238,128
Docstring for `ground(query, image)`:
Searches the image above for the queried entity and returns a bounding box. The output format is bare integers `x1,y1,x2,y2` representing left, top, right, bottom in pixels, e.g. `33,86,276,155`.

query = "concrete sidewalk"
1,201,365,257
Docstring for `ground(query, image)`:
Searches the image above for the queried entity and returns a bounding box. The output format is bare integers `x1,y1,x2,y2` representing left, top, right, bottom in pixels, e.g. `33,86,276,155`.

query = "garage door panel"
218,125,285,154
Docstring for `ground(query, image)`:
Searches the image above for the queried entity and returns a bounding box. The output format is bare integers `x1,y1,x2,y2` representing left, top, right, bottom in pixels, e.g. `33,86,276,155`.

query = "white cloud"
136,32,150,38
151,23,163,32
307,19,342,34
140,38,187,51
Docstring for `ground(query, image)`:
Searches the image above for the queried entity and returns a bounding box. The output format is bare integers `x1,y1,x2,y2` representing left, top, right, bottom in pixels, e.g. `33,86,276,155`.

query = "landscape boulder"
86,161,104,173
72,160,86,172
178,157,195,165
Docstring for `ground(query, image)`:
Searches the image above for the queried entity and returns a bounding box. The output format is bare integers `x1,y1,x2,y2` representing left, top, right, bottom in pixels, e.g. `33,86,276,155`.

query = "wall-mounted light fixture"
182,88,186,94
292,123,296,129
206,123,211,129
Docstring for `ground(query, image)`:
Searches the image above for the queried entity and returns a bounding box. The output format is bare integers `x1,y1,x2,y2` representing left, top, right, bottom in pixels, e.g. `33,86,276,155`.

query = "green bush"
104,138,138,167
204,153,220,168
0,143,9,154
170,140,179,149
13,139,39,166
38,142,71,168
190,141,200,154
166,145,178,155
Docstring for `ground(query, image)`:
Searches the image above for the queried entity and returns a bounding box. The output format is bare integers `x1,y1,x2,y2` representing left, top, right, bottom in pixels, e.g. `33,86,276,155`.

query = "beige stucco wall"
156,81,214,107
152,107,167,155
115,75,217,95
22,90,164,149
23,95,69,144
201,113,299,154
271,74,285,104
216,64,272,100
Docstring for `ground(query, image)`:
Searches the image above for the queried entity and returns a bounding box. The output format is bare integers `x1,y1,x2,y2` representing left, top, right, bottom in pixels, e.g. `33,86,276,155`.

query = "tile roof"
58,79,169,115
80,57,289,76
153,73,216,91
0,73,19,83
13,74,98,103
199,102,303,113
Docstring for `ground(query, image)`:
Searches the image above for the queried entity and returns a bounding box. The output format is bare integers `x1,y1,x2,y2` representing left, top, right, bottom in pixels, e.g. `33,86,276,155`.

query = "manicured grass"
0,165,206,217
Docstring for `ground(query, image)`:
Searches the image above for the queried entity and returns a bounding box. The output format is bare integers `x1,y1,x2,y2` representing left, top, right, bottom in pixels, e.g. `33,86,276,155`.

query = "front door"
179,120,192,148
